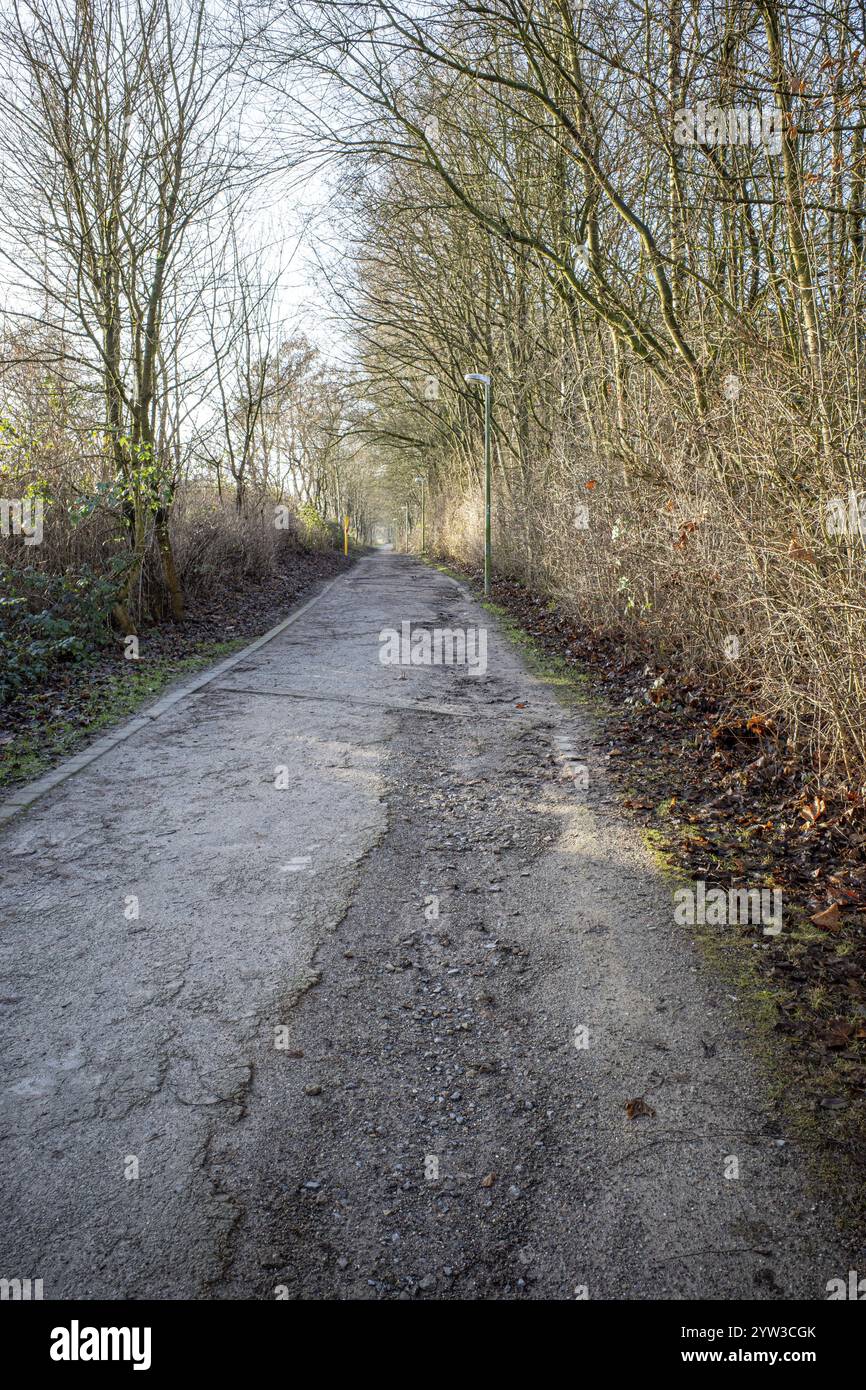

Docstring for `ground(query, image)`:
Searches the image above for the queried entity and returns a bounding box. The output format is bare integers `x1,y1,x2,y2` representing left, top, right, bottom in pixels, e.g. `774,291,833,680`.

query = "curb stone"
0,572,344,825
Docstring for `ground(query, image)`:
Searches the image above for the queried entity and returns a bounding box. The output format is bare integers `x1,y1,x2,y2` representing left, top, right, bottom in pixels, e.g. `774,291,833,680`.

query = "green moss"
469,593,603,712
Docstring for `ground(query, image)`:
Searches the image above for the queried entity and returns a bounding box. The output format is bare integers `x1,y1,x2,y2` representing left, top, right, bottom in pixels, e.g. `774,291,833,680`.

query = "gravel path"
0,553,852,1299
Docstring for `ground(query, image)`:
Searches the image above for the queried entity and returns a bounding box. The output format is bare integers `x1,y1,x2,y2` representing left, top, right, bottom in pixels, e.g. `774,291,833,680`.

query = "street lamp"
464,372,492,595
414,474,426,554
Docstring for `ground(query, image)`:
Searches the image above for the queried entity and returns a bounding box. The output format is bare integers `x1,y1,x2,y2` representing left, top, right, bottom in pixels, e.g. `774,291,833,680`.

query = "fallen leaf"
811,903,841,932
788,532,815,563
746,713,774,736
480,1172,496,1188
625,1095,656,1120
824,1020,853,1049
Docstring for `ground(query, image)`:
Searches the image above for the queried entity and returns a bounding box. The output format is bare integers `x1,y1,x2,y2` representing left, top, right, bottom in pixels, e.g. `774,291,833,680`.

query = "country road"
0,552,851,1300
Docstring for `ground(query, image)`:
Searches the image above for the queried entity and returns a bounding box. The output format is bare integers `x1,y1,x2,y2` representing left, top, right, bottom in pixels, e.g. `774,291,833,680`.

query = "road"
0,552,850,1299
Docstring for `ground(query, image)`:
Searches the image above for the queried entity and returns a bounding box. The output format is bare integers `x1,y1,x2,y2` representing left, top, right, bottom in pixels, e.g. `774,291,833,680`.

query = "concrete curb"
0,571,345,826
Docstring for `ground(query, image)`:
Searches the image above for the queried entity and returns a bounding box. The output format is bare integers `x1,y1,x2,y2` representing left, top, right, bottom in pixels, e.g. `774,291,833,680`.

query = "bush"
296,501,342,551
0,564,116,704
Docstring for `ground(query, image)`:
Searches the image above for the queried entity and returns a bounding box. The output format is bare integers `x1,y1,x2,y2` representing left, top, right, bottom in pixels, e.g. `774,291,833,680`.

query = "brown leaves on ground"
625,1096,656,1120
746,713,774,737
800,796,827,827
811,903,842,932
823,1019,866,1049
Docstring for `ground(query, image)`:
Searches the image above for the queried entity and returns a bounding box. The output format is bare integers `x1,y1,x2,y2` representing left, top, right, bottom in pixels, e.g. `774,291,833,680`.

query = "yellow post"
343,515,349,556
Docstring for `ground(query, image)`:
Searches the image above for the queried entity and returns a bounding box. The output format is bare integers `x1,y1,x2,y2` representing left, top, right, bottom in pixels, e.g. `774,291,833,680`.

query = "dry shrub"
429,350,866,783
1,466,330,635
170,487,287,602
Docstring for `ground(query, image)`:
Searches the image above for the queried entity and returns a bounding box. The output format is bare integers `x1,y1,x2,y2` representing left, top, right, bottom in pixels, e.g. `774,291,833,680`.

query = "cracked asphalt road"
0,552,853,1299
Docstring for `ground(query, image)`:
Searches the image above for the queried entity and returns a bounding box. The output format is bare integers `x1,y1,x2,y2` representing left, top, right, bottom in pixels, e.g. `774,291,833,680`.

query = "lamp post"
414,474,426,554
464,372,492,595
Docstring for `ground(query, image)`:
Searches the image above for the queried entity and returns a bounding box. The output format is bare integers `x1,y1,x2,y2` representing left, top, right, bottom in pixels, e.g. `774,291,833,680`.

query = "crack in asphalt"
0,552,853,1299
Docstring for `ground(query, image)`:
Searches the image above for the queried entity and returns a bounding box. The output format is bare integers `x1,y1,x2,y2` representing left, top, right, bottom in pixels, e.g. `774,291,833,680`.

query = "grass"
0,638,245,791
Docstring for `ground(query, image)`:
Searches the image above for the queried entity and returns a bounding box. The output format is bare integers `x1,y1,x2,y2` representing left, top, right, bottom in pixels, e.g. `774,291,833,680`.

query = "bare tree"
0,0,259,627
